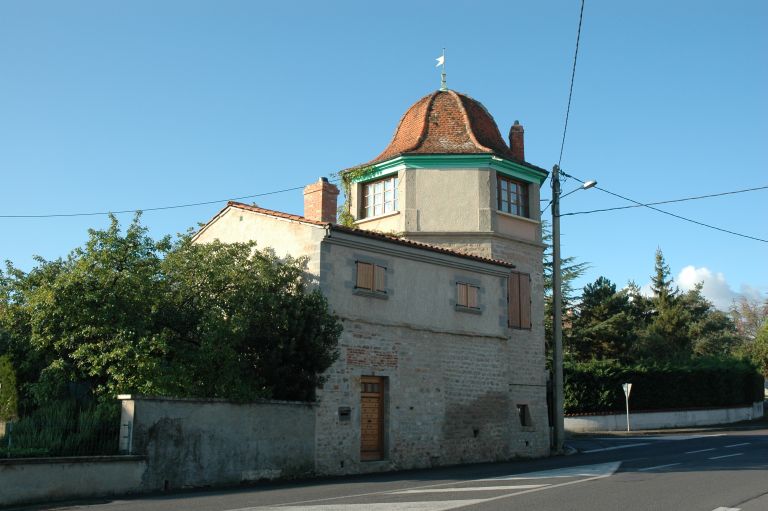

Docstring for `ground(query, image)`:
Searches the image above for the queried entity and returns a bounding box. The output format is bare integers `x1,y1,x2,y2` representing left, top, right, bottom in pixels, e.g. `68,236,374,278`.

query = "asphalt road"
20,426,768,511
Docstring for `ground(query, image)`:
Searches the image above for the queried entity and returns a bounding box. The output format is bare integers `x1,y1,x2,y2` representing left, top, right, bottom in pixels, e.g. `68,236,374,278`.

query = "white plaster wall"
565,402,765,432
194,207,326,278
122,397,316,489
319,235,509,338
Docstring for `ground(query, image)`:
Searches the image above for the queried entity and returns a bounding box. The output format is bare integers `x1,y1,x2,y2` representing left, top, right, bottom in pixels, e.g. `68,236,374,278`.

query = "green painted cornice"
349,154,549,185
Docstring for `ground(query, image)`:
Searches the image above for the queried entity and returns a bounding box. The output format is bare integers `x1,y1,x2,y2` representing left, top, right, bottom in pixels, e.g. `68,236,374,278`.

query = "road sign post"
622,383,632,432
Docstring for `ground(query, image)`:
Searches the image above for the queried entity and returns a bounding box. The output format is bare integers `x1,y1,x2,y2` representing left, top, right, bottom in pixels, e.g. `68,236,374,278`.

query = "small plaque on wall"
338,406,352,422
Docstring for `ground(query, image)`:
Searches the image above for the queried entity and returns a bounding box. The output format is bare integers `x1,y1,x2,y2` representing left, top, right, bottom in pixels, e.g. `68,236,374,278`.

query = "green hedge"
564,357,765,414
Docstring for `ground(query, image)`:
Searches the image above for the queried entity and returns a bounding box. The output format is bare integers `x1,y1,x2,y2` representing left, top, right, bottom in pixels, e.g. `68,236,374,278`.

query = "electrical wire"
0,185,308,219
560,185,768,216
560,171,768,243
557,0,586,170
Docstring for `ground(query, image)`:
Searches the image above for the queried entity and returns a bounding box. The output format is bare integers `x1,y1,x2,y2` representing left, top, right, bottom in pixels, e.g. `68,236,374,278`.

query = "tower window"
497,175,529,218
361,176,398,219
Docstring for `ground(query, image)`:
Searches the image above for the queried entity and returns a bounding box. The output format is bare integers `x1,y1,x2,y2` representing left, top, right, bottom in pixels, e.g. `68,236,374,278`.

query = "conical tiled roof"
359,90,521,167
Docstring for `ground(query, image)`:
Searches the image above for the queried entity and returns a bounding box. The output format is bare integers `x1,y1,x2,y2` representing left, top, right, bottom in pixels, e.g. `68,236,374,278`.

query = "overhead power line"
0,185,308,219
557,0,586,169
561,185,768,216
560,171,768,243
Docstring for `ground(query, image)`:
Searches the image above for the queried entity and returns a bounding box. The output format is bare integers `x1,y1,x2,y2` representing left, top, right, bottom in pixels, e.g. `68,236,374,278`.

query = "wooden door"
360,376,384,461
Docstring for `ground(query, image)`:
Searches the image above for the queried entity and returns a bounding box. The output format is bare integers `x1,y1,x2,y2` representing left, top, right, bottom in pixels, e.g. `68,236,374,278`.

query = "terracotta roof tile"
223,201,514,268
352,90,530,168
329,224,515,269
226,201,328,226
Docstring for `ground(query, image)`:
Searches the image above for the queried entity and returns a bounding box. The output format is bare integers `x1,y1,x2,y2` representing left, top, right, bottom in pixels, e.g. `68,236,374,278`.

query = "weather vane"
436,48,447,91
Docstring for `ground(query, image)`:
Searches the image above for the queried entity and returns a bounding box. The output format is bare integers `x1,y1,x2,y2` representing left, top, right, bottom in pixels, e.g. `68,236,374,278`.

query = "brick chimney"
509,120,525,161
303,177,340,224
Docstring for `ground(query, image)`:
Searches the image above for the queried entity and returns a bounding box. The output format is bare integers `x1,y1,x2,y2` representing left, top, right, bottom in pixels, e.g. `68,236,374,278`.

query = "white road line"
709,453,744,460
249,500,488,511
724,442,750,448
711,507,741,511
637,463,682,472
686,448,716,454
392,484,548,494
582,442,650,453
230,462,621,510
481,462,622,480
455,466,622,508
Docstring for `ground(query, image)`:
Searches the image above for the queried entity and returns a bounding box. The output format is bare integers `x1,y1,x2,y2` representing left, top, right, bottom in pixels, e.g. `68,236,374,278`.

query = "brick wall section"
509,121,525,161
303,178,339,224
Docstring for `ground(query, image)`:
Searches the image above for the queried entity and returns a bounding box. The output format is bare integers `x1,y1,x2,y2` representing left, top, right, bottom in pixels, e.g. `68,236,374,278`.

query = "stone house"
194,89,550,475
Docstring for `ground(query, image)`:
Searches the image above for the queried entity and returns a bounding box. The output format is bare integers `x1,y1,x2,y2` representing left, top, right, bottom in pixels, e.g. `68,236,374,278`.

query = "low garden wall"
0,455,146,507
119,395,316,491
565,401,764,432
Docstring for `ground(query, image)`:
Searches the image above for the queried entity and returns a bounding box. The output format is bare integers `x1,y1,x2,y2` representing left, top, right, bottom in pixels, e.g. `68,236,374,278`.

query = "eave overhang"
346,154,549,185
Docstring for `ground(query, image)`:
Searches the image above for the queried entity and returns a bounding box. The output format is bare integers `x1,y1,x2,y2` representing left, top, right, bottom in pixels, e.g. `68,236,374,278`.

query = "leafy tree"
0,214,342,407
0,355,18,420
737,320,768,378
729,296,768,341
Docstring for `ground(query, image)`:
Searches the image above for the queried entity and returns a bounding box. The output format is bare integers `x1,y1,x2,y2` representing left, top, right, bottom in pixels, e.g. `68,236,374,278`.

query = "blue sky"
1,1,766,309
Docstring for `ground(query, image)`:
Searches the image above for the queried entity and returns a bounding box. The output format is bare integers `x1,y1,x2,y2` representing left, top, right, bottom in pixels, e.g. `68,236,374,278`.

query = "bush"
0,399,119,457
564,357,764,414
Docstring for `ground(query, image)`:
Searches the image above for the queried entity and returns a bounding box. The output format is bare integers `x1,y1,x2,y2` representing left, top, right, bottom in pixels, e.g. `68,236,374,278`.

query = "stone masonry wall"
314,318,550,475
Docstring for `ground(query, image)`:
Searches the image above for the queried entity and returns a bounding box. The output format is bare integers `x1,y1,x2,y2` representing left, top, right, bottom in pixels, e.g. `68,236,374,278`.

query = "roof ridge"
227,201,328,226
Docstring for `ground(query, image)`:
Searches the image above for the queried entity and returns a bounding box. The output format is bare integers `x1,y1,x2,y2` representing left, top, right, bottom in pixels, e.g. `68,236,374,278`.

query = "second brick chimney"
303,177,340,224
509,120,525,161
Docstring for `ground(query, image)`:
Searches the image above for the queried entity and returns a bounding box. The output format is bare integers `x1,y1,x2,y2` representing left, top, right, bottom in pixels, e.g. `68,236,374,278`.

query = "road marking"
724,442,750,448
392,484,549,494
482,462,622,480
709,453,744,460
582,442,650,453
640,433,726,441
711,507,741,511
458,465,621,508
686,448,716,454
637,462,682,472
249,501,488,511
232,462,621,510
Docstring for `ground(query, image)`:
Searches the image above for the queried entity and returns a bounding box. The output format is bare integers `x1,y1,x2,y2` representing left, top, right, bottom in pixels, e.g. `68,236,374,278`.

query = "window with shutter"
508,271,532,329
355,261,387,295
456,282,480,311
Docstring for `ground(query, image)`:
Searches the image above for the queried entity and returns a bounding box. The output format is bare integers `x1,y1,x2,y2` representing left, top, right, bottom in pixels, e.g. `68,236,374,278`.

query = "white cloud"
636,266,765,311
676,266,736,310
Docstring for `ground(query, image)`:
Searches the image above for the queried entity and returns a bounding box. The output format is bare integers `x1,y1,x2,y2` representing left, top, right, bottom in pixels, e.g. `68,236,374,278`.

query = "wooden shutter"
509,272,532,329
520,273,532,328
457,283,468,307
356,262,373,290
467,285,479,309
374,265,386,292
508,273,521,328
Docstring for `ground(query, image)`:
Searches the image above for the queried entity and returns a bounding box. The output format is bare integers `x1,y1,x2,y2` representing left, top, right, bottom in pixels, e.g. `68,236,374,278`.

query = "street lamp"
551,165,596,453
